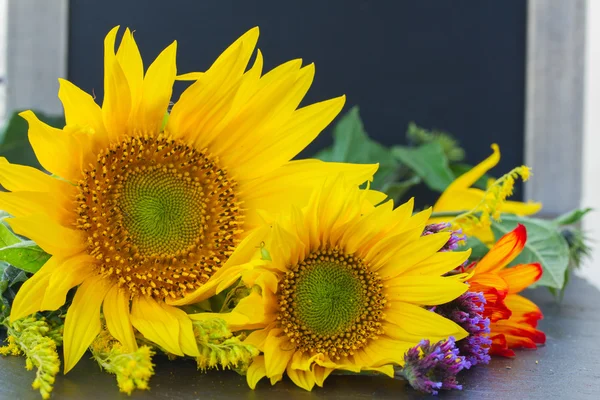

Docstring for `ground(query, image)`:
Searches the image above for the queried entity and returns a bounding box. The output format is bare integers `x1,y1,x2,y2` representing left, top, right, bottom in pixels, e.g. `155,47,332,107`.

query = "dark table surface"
2,276,600,400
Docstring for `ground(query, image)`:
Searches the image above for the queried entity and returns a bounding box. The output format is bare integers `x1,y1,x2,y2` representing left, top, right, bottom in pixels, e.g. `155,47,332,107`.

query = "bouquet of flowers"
0,27,590,398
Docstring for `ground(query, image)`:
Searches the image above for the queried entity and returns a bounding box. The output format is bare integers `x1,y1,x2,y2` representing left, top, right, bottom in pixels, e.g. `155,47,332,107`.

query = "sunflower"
190,178,471,390
0,27,377,373
467,224,546,356
430,145,541,244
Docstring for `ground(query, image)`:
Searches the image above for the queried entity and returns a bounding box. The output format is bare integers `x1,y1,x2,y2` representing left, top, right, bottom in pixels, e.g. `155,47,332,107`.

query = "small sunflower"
0,27,376,372
192,179,471,390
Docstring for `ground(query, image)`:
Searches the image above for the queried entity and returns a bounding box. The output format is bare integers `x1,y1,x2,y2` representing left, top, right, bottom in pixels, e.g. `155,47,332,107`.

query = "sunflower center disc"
119,167,207,255
277,248,386,360
75,135,244,300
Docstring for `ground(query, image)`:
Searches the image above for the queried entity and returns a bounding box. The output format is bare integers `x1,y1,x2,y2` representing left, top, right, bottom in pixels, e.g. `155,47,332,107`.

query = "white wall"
579,0,600,289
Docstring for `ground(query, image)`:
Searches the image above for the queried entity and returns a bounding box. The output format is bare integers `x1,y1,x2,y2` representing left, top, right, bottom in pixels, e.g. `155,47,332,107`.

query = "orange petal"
504,294,543,325
475,224,526,274
499,263,543,294
469,272,510,300
489,333,515,357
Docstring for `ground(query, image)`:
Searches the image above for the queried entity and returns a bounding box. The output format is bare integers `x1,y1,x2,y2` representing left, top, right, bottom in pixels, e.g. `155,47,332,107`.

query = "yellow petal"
41,253,95,310
386,275,468,305
0,157,57,192
447,144,500,191
501,199,543,216
286,366,316,391
103,285,138,353
176,72,204,81
313,365,334,387
167,27,258,145
63,275,111,373
6,214,86,257
189,289,267,332
359,337,413,367
242,160,377,229
137,41,177,133
376,233,452,279
103,27,131,141
130,295,183,356
385,302,468,342
264,331,295,383
10,257,61,322
19,110,84,181
162,302,199,357
0,191,67,221
224,67,333,181
244,328,270,350
58,78,105,136
247,356,267,389
404,249,472,277
115,28,144,109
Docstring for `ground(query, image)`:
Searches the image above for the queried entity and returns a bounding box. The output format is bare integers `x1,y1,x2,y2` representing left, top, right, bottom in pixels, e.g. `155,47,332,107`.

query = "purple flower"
422,223,465,252
432,292,492,367
397,337,469,395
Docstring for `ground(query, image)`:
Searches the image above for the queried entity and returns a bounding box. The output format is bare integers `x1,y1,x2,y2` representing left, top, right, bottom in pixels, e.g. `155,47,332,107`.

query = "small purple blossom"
432,292,492,366
397,337,469,395
422,222,466,252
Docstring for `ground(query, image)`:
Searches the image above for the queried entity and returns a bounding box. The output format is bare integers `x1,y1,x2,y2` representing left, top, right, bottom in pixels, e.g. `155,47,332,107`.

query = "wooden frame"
3,0,68,118
525,0,587,217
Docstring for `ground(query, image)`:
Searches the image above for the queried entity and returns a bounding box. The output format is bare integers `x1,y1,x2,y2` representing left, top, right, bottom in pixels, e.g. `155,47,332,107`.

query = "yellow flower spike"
431,144,542,244
0,26,378,372
215,178,468,391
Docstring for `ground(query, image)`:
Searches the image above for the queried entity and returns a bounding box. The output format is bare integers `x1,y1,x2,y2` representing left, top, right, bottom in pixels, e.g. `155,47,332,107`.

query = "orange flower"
467,224,546,356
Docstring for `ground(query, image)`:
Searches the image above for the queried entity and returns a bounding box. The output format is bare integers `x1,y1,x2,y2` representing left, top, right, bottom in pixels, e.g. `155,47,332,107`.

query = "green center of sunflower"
119,167,207,255
277,248,386,360
75,135,244,300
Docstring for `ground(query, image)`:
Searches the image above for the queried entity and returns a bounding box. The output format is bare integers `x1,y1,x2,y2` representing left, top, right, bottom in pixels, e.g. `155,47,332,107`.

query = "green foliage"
0,111,65,168
0,315,62,399
406,122,465,162
0,222,50,274
392,142,455,192
490,215,570,289
193,318,259,373
1,263,28,319
313,106,401,193
552,207,592,227
312,108,467,203
458,235,489,260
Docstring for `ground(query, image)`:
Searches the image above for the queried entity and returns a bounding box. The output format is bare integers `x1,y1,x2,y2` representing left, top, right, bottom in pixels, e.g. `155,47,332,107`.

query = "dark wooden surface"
2,276,599,399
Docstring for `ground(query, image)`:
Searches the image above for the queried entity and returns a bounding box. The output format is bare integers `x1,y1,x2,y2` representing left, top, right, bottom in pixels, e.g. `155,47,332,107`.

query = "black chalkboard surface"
68,0,526,200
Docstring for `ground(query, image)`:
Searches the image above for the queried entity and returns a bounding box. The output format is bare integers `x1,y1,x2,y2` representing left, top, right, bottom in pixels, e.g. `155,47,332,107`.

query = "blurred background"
0,0,597,286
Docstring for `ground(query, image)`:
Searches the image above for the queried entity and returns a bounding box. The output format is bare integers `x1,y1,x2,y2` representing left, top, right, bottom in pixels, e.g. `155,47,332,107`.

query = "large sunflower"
0,27,376,373
191,178,471,390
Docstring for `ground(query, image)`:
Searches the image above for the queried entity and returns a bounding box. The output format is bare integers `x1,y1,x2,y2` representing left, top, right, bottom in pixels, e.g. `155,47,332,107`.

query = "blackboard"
68,0,527,201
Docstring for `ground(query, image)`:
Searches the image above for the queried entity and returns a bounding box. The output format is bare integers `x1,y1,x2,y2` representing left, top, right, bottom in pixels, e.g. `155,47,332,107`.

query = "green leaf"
0,241,50,274
406,122,465,162
391,142,455,192
552,208,593,226
0,110,65,169
313,106,400,191
490,215,570,289
0,222,20,248
459,235,489,260
381,176,422,204
449,163,492,190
